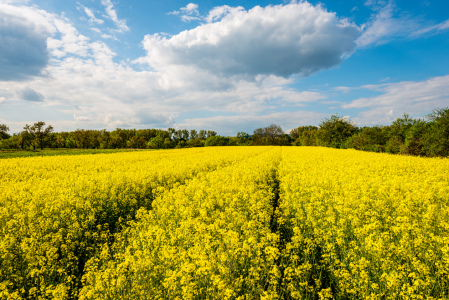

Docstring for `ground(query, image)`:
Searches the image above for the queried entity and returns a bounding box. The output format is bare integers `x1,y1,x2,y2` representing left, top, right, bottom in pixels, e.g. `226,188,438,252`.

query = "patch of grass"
0,148,148,159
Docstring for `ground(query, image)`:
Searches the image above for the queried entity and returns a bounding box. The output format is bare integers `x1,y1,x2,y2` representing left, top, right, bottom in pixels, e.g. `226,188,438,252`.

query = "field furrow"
0,147,269,299
80,147,282,300
2,146,449,299
276,147,449,299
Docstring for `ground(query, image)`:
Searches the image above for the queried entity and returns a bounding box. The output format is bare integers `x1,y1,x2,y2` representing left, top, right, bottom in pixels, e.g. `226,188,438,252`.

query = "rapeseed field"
1,147,448,299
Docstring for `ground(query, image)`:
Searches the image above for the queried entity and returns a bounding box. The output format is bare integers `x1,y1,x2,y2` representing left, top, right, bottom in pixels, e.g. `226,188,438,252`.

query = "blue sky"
0,0,448,134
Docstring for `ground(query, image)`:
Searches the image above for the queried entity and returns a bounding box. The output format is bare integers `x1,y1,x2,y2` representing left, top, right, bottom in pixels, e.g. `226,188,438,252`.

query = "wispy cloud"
0,0,31,3
334,86,353,93
357,1,449,47
77,3,104,25
73,114,91,121
411,19,449,37
343,75,449,124
100,0,129,32
181,3,199,14
168,3,201,22
168,3,251,24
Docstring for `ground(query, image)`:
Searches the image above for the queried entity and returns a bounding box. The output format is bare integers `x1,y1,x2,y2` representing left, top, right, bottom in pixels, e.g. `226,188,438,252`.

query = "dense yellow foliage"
1,146,448,299
80,147,282,299
0,147,268,299
277,147,449,299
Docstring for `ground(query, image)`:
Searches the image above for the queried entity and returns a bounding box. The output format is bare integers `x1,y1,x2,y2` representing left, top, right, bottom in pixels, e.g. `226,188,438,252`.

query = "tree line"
289,107,449,157
0,107,448,157
0,125,222,150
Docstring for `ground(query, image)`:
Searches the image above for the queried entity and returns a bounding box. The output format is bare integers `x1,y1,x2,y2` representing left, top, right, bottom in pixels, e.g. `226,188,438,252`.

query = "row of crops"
277,148,449,299
1,147,448,299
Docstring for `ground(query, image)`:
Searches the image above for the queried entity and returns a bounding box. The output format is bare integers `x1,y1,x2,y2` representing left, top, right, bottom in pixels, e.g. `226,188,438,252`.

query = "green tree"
290,127,300,141
128,135,146,149
299,128,318,146
316,115,357,148
206,130,217,138
46,132,58,148
168,128,176,140
423,107,449,156
187,138,205,148
181,129,190,140
384,114,422,154
17,128,31,150
347,126,388,152
163,138,175,149
190,129,198,140
198,130,207,140
291,126,318,145
110,128,128,148
173,130,182,142
89,130,101,149
0,134,19,149
176,140,187,148
148,135,165,149
56,132,70,148
0,124,10,140
23,122,54,150
399,119,428,156
73,129,91,149
236,132,251,145
205,135,229,146
99,130,112,149
280,134,293,146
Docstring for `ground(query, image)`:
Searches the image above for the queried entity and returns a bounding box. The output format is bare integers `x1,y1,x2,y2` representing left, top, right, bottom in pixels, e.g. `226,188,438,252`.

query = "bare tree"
252,124,284,145
264,124,284,145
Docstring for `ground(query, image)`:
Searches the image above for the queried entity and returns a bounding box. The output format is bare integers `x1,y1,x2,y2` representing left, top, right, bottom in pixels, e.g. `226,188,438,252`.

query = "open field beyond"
0,149,146,160
1,147,448,299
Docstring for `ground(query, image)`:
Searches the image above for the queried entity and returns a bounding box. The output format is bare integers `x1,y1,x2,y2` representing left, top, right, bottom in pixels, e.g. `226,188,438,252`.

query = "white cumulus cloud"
148,1,360,79
0,1,360,132
0,4,51,80
205,5,244,23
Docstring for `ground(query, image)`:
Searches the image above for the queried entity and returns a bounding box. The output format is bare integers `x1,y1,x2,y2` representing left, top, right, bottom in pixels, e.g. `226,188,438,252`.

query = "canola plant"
0,147,268,299
1,147,448,299
277,147,449,299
